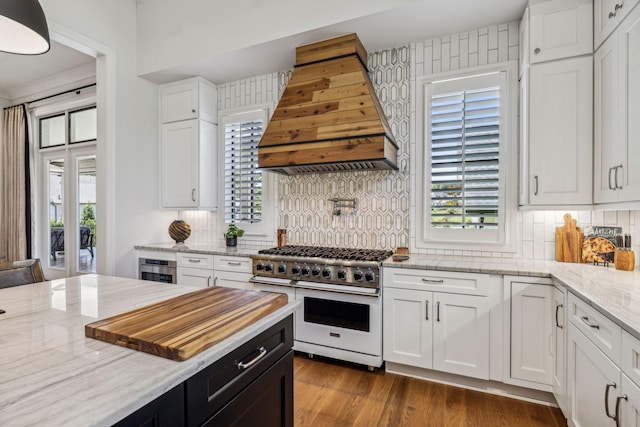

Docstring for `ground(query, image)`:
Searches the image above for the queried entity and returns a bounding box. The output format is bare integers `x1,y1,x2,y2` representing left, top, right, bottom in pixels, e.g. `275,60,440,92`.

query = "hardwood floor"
293,355,567,427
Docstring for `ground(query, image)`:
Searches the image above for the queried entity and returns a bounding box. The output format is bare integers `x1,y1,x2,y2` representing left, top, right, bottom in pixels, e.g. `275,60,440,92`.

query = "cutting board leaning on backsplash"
555,214,584,263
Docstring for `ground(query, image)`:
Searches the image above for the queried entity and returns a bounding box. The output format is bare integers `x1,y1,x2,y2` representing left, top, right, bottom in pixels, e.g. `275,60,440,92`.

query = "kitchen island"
0,274,298,426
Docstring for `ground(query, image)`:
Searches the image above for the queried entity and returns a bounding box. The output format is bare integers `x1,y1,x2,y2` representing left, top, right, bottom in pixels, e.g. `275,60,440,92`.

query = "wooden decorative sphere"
169,220,191,243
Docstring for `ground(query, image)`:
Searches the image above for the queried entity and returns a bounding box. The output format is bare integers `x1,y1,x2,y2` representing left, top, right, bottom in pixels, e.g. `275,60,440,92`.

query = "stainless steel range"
250,245,392,370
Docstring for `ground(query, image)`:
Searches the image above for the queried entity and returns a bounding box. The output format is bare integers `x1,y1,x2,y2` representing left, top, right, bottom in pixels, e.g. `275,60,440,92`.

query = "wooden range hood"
258,33,398,175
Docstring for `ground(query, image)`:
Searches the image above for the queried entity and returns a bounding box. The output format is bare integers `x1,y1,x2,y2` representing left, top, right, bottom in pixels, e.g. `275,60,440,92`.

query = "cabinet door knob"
191,109,196,113
534,47,541,54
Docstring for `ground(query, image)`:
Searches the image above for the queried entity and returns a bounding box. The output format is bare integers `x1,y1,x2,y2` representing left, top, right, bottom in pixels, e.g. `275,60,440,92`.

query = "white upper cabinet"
594,3,640,204
159,77,218,210
160,120,218,209
160,77,217,124
595,0,640,49
519,0,594,207
527,56,593,206
527,0,593,64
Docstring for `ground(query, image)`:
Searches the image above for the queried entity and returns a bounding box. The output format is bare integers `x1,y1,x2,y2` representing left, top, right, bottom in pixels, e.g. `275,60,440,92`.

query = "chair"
0,259,46,289
50,226,94,261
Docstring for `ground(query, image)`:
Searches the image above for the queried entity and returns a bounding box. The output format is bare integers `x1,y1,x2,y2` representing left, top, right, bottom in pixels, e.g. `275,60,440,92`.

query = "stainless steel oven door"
294,282,381,357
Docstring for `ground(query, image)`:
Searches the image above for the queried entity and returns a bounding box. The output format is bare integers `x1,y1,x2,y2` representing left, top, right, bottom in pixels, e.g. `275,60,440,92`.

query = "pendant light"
0,0,50,55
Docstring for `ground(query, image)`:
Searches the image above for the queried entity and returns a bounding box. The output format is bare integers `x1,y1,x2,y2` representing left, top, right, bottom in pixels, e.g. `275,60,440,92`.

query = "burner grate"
258,245,393,262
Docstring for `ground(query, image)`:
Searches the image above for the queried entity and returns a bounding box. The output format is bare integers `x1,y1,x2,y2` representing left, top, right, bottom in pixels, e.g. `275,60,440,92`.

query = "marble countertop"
384,254,640,340
0,275,298,427
135,241,274,257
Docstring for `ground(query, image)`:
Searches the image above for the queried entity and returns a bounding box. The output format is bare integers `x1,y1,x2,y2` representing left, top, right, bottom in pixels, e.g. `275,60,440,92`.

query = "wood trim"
295,33,367,67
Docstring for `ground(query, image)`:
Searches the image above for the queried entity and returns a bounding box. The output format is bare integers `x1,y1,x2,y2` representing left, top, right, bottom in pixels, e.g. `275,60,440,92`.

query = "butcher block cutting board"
85,287,288,361
555,213,584,263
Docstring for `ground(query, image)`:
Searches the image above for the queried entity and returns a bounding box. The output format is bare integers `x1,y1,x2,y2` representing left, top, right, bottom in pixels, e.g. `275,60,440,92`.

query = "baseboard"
385,362,559,407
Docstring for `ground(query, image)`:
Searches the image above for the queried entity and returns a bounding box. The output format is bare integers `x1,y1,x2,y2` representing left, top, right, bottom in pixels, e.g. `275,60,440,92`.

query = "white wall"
136,0,418,78
40,0,176,278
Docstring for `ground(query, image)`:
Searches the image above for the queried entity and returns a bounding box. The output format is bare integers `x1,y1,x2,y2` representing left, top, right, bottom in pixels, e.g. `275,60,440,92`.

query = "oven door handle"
249,276,295,287
294,281,379,297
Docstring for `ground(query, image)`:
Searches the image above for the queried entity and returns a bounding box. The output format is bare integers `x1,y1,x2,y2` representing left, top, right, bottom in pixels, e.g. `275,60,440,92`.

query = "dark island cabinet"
113,384,185,427
114,315,293,427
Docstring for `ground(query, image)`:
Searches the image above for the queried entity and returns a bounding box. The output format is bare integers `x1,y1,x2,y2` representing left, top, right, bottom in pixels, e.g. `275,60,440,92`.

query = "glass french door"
41,148,97,279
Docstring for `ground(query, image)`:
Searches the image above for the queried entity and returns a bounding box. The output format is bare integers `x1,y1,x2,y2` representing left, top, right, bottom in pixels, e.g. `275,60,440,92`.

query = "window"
413,65,517,251
39,106,97,149
223,110,264,224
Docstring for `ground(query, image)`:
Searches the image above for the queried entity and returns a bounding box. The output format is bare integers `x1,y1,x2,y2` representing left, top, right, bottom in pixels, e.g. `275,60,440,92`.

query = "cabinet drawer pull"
425,300,429,320
236,346,267,370
227,262,242,266
581,316,600,330
555,304,563,329
605,382,618,419
191,188,196,201
188,259,202,263
422,278,444,284
534,175,539,196
436,301,441,322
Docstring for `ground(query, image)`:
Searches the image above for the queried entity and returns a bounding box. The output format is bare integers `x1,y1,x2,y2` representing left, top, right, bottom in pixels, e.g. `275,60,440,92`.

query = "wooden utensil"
86,287,288,361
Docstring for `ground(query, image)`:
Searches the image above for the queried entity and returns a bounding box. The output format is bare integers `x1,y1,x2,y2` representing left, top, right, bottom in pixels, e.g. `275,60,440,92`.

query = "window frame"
218,105,275,241
411,62,518,253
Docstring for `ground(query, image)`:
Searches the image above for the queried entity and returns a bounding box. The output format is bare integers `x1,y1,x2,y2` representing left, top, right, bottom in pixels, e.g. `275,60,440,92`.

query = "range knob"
322,268,331,278
277,264,287,274
311,266,321,277
365,270,375,282
256,262,265,271
264,263,274,272
337,269,347,280
301,265,310,276
291,265,301,275
353,269,364,281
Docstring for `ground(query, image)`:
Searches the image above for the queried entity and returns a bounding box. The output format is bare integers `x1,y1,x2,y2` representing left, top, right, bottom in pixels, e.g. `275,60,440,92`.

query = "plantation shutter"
429,77,501,230
224,115,263,224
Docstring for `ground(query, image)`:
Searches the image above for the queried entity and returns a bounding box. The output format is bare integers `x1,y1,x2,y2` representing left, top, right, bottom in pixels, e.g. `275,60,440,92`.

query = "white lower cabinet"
568,323,618,427
383,268,490,380
553,285,567,414
177,253,214,288
621,374,640,427
214,255,252,289
507,278,554,389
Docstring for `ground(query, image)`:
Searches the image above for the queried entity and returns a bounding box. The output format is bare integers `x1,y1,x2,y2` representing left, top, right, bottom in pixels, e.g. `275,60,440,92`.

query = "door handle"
436,301,441,322
555,304,563,329
534,175,539,196
615,164,623,190
615,394,627,427
191,188,196,202
207,276,211,287
609,167,615,190
425,300,429,320
605,382,617,420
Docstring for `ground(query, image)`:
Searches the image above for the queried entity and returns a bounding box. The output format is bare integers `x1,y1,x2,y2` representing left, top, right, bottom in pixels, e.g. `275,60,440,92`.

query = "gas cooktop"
257,245,393,262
